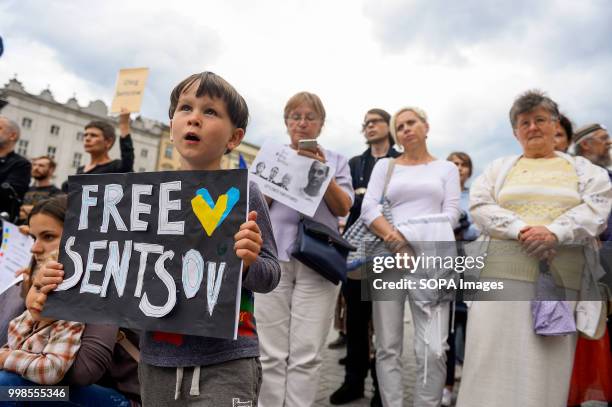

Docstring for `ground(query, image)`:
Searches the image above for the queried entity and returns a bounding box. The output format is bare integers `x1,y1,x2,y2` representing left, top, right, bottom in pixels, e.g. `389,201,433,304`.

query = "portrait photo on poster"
249,142,333,217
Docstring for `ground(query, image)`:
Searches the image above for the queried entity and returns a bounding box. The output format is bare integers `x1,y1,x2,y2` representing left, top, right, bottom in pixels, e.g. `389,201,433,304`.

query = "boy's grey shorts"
139,357,262,406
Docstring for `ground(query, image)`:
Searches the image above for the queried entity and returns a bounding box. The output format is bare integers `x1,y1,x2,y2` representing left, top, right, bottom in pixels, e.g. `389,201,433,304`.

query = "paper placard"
249,143,333,217
110,67,149,113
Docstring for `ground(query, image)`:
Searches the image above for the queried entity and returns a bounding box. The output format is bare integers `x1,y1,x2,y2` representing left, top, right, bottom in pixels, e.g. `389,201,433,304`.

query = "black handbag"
292,218,357,285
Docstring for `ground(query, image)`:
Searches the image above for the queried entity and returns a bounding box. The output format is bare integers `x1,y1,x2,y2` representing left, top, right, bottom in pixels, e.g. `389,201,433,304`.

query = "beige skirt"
456,297,577,407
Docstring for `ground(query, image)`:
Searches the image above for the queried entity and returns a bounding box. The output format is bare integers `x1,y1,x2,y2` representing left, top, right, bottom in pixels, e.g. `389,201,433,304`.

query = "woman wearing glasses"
456,90,611,407
361,106,461,406
255,92,354,407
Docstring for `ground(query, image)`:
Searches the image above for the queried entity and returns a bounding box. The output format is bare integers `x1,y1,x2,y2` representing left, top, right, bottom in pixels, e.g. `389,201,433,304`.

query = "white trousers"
255,259,340,407
373,297,449,407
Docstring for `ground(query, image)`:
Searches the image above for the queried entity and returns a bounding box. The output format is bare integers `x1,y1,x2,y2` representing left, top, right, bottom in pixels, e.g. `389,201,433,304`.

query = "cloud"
1,0,223,120
1,0,611,177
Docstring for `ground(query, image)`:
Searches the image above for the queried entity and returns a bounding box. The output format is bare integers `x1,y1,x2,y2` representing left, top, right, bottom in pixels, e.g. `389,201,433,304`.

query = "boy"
137,71,281,405
38,72,280,405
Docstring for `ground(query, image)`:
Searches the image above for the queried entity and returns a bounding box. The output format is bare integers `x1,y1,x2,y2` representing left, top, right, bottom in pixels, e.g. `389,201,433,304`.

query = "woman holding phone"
256,92,354,407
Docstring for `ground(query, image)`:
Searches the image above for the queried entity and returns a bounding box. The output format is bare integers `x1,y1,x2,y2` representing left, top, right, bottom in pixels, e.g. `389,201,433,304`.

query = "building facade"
0,78,165,186
156,133,260,171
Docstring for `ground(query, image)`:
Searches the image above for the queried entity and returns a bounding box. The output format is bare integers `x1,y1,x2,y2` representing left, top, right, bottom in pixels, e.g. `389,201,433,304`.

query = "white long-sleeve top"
360,158,461,229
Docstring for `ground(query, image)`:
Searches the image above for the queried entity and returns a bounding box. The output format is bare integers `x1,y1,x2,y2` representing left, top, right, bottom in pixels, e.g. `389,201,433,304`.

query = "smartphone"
298,139,318,151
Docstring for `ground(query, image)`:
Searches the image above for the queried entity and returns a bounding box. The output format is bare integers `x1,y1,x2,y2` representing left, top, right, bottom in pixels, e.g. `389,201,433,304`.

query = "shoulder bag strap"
380,159,396,203
116,330,140,363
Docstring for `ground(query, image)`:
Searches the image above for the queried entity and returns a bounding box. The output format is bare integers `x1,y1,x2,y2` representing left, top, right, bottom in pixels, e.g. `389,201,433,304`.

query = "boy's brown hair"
169,71,249,131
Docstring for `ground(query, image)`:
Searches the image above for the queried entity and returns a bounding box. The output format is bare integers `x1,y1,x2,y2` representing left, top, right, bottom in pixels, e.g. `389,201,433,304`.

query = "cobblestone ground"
314,303,419,407
313,303,607,407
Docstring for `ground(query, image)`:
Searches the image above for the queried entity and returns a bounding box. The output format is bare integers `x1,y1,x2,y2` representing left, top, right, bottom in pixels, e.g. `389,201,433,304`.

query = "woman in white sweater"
361,106,461,407
456,90,611,407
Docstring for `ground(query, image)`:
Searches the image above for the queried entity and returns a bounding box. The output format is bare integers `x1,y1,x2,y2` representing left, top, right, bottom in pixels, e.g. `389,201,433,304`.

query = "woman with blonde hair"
361,106,461,406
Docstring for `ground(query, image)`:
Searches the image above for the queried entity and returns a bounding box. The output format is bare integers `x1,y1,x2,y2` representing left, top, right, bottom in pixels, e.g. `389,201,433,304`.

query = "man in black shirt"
19,155,62,222
330,109,400,406
0,116,31,222
62,109,134,192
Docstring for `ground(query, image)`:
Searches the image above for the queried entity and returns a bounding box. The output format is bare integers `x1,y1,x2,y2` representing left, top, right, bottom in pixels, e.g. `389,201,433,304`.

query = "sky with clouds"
1,0,611,176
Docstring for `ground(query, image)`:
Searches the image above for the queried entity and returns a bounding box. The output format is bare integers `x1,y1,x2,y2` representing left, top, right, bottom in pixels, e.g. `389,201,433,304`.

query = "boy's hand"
33,261,64,292
234,211,263,271
119,107,131,137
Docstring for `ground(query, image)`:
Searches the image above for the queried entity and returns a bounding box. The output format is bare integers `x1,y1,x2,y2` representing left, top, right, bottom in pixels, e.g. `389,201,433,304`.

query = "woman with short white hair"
456,90,612,407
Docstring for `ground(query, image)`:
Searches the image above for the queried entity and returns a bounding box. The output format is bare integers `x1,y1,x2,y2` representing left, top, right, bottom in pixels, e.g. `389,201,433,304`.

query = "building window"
141,149,148,158
72,152,82,169
47,146,57,159
21,117,32,129
50,125,60,135
164,145,173,159
17,139,29,156
76,131,84,141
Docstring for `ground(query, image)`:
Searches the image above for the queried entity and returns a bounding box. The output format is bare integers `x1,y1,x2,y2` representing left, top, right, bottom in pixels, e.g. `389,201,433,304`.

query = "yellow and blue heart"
191,187,240,236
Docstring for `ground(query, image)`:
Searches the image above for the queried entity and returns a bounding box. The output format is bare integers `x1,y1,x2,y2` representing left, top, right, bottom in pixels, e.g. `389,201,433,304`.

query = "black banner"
43,170,248,339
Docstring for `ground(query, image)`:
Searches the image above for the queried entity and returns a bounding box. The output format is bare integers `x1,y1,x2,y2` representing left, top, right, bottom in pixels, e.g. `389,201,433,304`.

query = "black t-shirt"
0,151,32,216
344,146,400,231
23,185,62,206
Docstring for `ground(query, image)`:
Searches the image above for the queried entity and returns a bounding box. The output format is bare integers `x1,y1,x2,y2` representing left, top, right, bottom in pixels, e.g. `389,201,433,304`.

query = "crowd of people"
0,73,611,407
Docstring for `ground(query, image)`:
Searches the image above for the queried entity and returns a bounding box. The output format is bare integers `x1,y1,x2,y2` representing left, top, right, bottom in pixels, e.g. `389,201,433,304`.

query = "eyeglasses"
287,113,320,124
362,118,386,128
516,116,556,131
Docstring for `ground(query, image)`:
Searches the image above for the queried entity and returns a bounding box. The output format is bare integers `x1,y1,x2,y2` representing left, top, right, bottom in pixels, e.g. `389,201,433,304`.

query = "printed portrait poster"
42,170,248,339
249,142,333,217
110,67,149,113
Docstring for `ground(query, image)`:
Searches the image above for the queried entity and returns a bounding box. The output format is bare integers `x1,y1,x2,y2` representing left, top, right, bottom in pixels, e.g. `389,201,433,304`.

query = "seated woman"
0,197,86,386
1,196,141,406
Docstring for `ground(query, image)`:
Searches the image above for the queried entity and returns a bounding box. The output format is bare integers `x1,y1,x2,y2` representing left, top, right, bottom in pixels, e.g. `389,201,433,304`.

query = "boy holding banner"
37,71,281,406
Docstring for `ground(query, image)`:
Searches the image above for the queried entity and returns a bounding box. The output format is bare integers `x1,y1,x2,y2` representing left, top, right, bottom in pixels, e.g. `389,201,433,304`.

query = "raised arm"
118,108,134,172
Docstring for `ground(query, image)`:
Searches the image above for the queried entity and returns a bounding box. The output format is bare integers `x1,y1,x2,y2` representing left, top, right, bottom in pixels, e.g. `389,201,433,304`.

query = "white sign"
249,143,334,217
0,220,33,295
